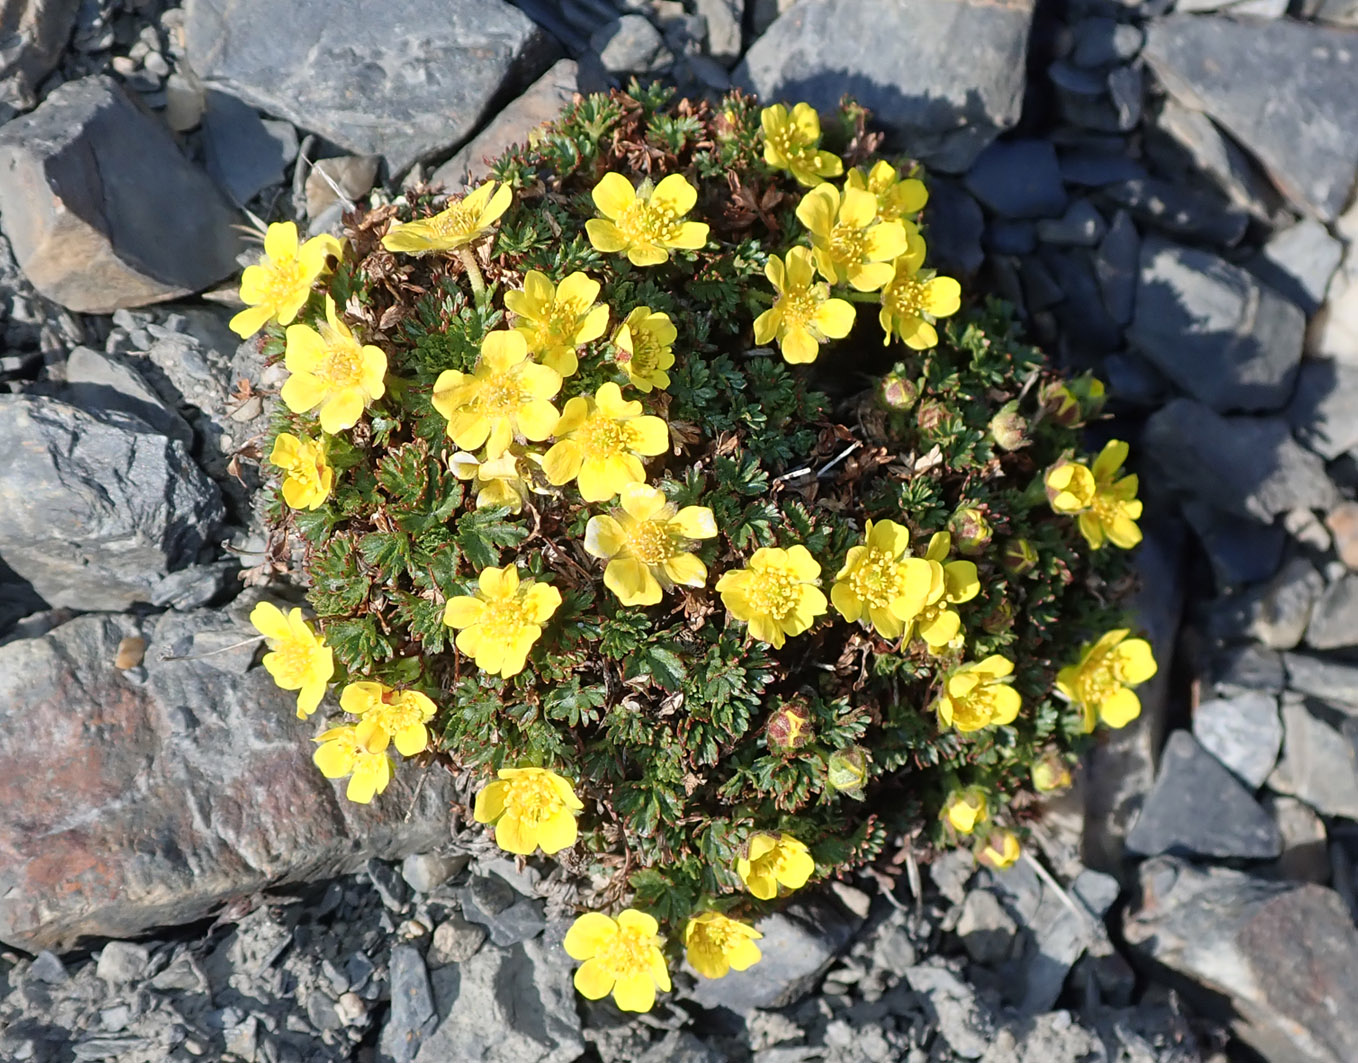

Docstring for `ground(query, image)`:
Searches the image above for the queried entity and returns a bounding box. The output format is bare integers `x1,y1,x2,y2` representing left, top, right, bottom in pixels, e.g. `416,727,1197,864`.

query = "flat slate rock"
1307,576,1358,650
1249,218,1343,316
1128,237,1304,413
1288,359,1358,460
183,0,557,174
1191,692,1282,789
0,608,455,952
965,140,1067,219
1126,731,1280,860
735,0,1034,172
1144,15,1358,221
1269,697,1358,820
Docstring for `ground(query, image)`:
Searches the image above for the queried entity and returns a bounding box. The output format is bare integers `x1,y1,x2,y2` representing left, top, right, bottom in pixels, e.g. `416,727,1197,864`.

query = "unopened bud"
881,373,918,411
989,402,1028,451
949,507,992,556
916,398,948,432
942,789,988,835
980,598,1013,635
766,703,813,752
826,747,868,800
1070,373,1107,419
977,828,1021,870
1002,538,1037,576
1040,381,1081,428
1031,753,1073,793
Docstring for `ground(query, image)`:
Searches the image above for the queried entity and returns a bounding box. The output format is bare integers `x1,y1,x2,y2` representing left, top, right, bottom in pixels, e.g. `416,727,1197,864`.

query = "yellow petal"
542,440,584,486
585,218,628,253
605,558,661,606
671,506,717,540
612,973,657,1013
534,809,578,854
564,913,617,960
264,221,299,262
442,596,486,629
473,779,507,823
229,303,274,338
1100,687,1142,728
661,552,707,588
780,326,819,364
573,958,615,1000
584,515,627,559
924,276,962,316
592,172,636,219
814,298,856,339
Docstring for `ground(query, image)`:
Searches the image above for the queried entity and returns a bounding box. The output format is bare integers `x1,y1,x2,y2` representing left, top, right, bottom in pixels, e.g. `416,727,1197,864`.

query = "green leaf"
456,506,529,569
358,530,411,573
323,616,393,673
625,642,687,689
376,443,430,507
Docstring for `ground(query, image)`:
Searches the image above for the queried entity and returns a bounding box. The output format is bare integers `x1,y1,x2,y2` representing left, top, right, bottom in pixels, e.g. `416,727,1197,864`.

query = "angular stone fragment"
1249,218,1343,316
965,140,1066,219
0,76,242,312
1307,576,1358,650
1285,653,1358,707
1270,697,1358,820
0,0,81,111
1192,692,1282,789
1288,359,1358,460
736,0,1034,172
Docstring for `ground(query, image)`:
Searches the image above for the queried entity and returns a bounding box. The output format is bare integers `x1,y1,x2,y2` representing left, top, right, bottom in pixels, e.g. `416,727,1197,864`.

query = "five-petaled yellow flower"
250,601,334,718
943,789,989,835
442,565,562,678
684,912,763,980
796,183,908,291
381,180,512,254
737,832,815,900
716,545,828,649
902,532,980,649
505,270,610,377
564,909,671,1013
978,828,1021,870
269,432,333,510
586,172,709,266
230,221,342,338
936,656,1022,733
431,331,562,458
613,306,677,392
760,103,843,187
584,482,717,606
830,520,934,640
280,296,388,434
338,681,437,757
542,381,669,502
846,161,928,223
879,232,962,349
1044,440,1143,550
473,766,584,855
753,246,855,364
449,448,542,513
1057,628,1157,732
313,719,394,804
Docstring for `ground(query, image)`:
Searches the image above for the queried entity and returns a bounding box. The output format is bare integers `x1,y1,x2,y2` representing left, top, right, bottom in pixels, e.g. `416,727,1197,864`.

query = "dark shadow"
0,555,47,638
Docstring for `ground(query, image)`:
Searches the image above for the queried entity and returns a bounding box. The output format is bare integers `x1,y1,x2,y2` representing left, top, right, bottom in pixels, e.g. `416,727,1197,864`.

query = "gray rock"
1125,856,1358,1063
956,890,1017,965
904,963,995,1059
1192,692,1282,788
367,857,411,912
184,0,557,175
1316,0,1358,25
1071,869,1120,920
1100,175,1248,247
1210,644,1285,698
637,1031,722,1063
28,949,67,984
1288,360,1358,461
978,1011,1101,1063
459,889,545,947
1144,16,1358,221
380,946,437,1063
1094,209,1138,326
401,852,468,895
1307,576,1358,650
1058,148,1146,187
1148,96,1278,219
690,898,859,1012
1044,246,1121,355
695,0,743,64
1285,653,1358,707
988,220,1036,255
414,936,584,1063
988,859,1097,1014
62,346,193,447
1107,63,1143,131
1265,795,1331,884
0,76,242,313
0,608,455,952
95,942,150,984
305,154,381,220
735,0,1033,172
0,396,223,611
1249,218,1343,316
427,915,486,968
201,89,292,205
1126,731,1281,860
0,0,81,111
926,179,985,276
965,140,1066,219
590,15,671,74
1209,557,1324,651
1035,199,1106,246
1142,399,1338,520
1071,17,1144,67
1180,500,1286,588
148,562,238,611
431,59,578,190
1270,697,1358,819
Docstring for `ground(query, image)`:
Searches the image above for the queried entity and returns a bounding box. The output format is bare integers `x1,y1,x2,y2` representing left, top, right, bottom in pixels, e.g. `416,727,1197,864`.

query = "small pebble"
114,636,147,670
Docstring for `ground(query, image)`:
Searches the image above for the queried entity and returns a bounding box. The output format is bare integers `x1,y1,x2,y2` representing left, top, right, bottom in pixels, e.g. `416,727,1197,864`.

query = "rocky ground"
1,0,1357,1061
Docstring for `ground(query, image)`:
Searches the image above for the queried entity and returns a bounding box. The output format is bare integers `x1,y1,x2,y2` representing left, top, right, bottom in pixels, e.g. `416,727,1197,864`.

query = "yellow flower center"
626,520,677,565
768,126,812,165
846,549,905,611
776,287,819,331
273,639,319,684
744,564,803,621
625,327,666,374
317,332,366,389
262,257,307,310
476,370,529,415
828,223,868,265
578,412,632,457
476,596,535,646
1090,491,1124,526
427,202,481,239
597,924,654,979
503,772,564,827
693,919,741,955
884,276,926,317
619,197,682,246
369,695,423,735
750,845,795,881
1077,653,1121,706
536,298,586,349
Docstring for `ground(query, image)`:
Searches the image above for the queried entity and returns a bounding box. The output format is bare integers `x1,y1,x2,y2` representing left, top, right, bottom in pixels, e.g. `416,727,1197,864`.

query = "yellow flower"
280,296,388,434
473,766,584,855
1044,440,1143,550
442,565,562,678
753,247,856,364
613,306,677,392
269,432,333,510
936,656,1022,733
431,331,562,458
795,183,908,291
250,601,334,718
584,481,717,606
542,382,669,502
586,172,710,266
830,520,935,639
504,270,610,377
313,719,394,804
845,160,927,223
978,828,1021,870
564,909,671,1013
338,681,437,757
736,832,815,900
381,180,512,254
903,532,980,649
230,221,342,338
760,103,843,187
942,790,989,835
1057,628,1157,732
684,912,763,980
449,447,543,513
879,233,962,349
716,545,828,649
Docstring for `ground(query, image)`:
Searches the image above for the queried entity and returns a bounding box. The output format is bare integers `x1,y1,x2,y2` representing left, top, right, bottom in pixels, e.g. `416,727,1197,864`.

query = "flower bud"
1040,381,1081,427
880,373,918,411
826,747,868,800
1001,538,1037,576
980,598,1013,635
1070,373,1107,419
942,789,988,835
977,828,1021,870
949,507,992,556
916,398,948,432
1031,753,1073,793
766,703,813,752
988,402,1027,451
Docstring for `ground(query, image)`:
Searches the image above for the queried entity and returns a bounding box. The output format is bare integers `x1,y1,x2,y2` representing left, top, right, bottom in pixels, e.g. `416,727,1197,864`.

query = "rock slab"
1192,692,1282,789
735,0,1034,172
0,76,243,313
184,0,557,174
0,0,81,111
0,609,456,952
1126,857,1358,1063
